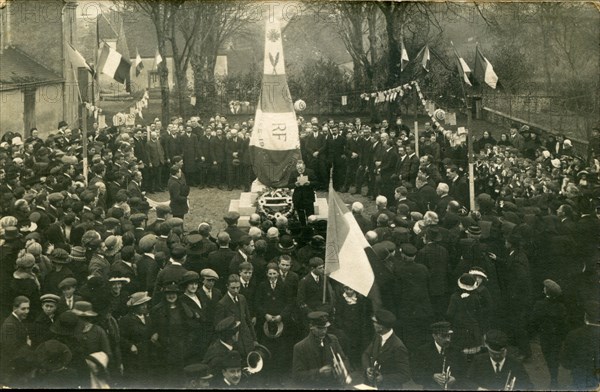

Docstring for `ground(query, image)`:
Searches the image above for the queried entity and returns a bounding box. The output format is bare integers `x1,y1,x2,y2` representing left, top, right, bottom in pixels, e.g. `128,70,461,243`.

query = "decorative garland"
255,188,295,221
360,81,454,136
229,100,251,114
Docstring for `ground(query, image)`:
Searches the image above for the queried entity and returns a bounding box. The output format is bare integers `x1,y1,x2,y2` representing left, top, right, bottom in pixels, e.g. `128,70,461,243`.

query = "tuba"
330,347,352,385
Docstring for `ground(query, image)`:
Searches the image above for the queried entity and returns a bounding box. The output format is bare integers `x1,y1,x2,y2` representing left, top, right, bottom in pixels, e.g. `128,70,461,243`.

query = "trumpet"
442,366,452,390
330,347,352,385
503,370,516,391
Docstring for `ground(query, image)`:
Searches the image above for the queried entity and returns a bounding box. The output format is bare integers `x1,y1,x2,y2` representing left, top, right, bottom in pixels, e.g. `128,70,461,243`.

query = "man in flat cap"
361,309,410,389
31,294,60,347
202,316,242,374
529,279,567,388
223,211,245,250
466,329,532,390
561,300,600,390
292,311,351,388
412,321,466,390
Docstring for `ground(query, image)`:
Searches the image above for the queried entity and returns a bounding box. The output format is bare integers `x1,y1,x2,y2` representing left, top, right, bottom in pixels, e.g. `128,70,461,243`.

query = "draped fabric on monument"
249,20,301,188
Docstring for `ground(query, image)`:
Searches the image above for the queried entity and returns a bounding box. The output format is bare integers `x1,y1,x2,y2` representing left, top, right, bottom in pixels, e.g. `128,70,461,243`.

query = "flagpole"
452,42,475,211
323,167,335,304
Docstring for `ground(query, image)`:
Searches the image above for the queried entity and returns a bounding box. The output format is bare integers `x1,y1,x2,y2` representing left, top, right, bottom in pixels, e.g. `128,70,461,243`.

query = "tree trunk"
366,9,378,90
170,19,187,119
384,10,400,87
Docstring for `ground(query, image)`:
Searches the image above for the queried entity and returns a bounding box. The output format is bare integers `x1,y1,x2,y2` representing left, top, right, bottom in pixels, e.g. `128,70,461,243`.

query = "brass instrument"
243,351,264,375
330,347,352,385
442,366,452,390
366,357,382,387
503,370,516,391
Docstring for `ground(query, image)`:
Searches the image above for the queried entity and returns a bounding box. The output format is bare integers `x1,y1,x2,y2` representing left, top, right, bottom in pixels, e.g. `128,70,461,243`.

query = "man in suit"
197,127,213,189
466,330,533,390
197,269,222,336
416,172,439,213
394,145,410,187
278,255,299,301
202,316,242,375
324,126,347,191
180,125,200,186
446,165,469,208
354,127,373,195
0,296,31,385
210,128,227,189
292,311,351,388
561,300,600,390
211,350,245,388
207,232,237,293
223,212,246,251
297,258,334,318
168,166,189,220
214,274,257,358
303,125,327,189
378,134,399,202
225,129,243,190
342,128,361,193
361,309,411,389
146,131,166,192
288,160,317,226
352,202,372,233
412,321,466,390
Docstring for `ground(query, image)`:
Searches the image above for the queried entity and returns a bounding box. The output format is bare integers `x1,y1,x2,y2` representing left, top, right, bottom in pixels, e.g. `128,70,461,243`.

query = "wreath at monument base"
255,188,294,221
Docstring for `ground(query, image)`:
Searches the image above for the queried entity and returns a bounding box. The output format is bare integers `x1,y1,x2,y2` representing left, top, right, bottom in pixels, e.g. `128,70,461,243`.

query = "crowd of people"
0,114,599,390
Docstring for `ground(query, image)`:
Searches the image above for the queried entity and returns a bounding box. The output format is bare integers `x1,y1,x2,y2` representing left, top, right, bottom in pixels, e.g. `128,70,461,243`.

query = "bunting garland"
359,80,455,136
89,90,150,127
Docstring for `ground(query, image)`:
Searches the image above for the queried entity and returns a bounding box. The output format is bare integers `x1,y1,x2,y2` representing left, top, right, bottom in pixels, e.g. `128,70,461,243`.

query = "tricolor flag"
473,45,498,89
135,48,144,77
97,43,131,85
66,43,94,75
452,42,472,87
325,182,375,297
400,38,409,72
422,45,431,72
154,49,163,70
248,19,301,187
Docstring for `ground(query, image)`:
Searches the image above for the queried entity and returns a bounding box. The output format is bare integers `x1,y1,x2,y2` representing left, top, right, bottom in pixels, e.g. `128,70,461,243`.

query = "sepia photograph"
0,0,598,389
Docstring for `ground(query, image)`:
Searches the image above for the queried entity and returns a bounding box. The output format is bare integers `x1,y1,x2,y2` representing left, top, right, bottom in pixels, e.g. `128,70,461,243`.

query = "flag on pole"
473,45,498,89
422,45,431,72
248,19,301,187
97,43,131,85
451,42,472,87
66,43,94,75
135,48,144,77
400,38,409,72
154,49,163,70
325,182,375,297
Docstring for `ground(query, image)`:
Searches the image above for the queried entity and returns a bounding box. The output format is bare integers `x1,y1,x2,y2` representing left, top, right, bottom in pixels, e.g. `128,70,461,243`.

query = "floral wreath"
255,188,294,221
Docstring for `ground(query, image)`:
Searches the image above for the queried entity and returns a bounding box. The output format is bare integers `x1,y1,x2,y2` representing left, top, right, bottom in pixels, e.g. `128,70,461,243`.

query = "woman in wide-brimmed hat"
71,301,112,361
446,273,485,357
33,339,79,388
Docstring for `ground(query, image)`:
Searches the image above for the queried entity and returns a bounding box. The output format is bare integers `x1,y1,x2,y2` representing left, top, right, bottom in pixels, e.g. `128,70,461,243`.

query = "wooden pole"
414,121,419,157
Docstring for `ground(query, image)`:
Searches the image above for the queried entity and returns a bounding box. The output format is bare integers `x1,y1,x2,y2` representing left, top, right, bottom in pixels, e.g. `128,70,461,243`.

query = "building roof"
0,46,63,90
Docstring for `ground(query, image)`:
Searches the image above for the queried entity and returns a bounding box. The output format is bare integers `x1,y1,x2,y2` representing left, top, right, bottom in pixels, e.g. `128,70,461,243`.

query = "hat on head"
426,226,443,242
467,225,482,236
58,277,77,289
48,193,64,203
187,234,202,246
266,227,279,239
180,271,200,286
543,279,562,298
50,311,80,336
36,340,72,371
400,243,418,257
102,217,120,228
183,363,213,380
215,316,241,332
277,235,296,251
16,253,35,269
28,212,41,223
458,273,477,291
108,271,131,284
156,204,171,214
485,329,508,352
200,269,219,280
68,246,86,262
431,321,454,335
308,311,331,328
19,221,37,233
372,309,396,329
164,217,183,228
104,235,123,256
310,235,325,249
171,244,187,259
40,293,61,304
58,121,68,129
130,213,146,224
220,350,242,370
163,282,180,293
127,291,152,307
551,159,561,169
469,267,488,280
372,243,389,261
50,248,70,264
72,301,97,317
224,211,241,224
139,234,158,253
2,226,22,240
